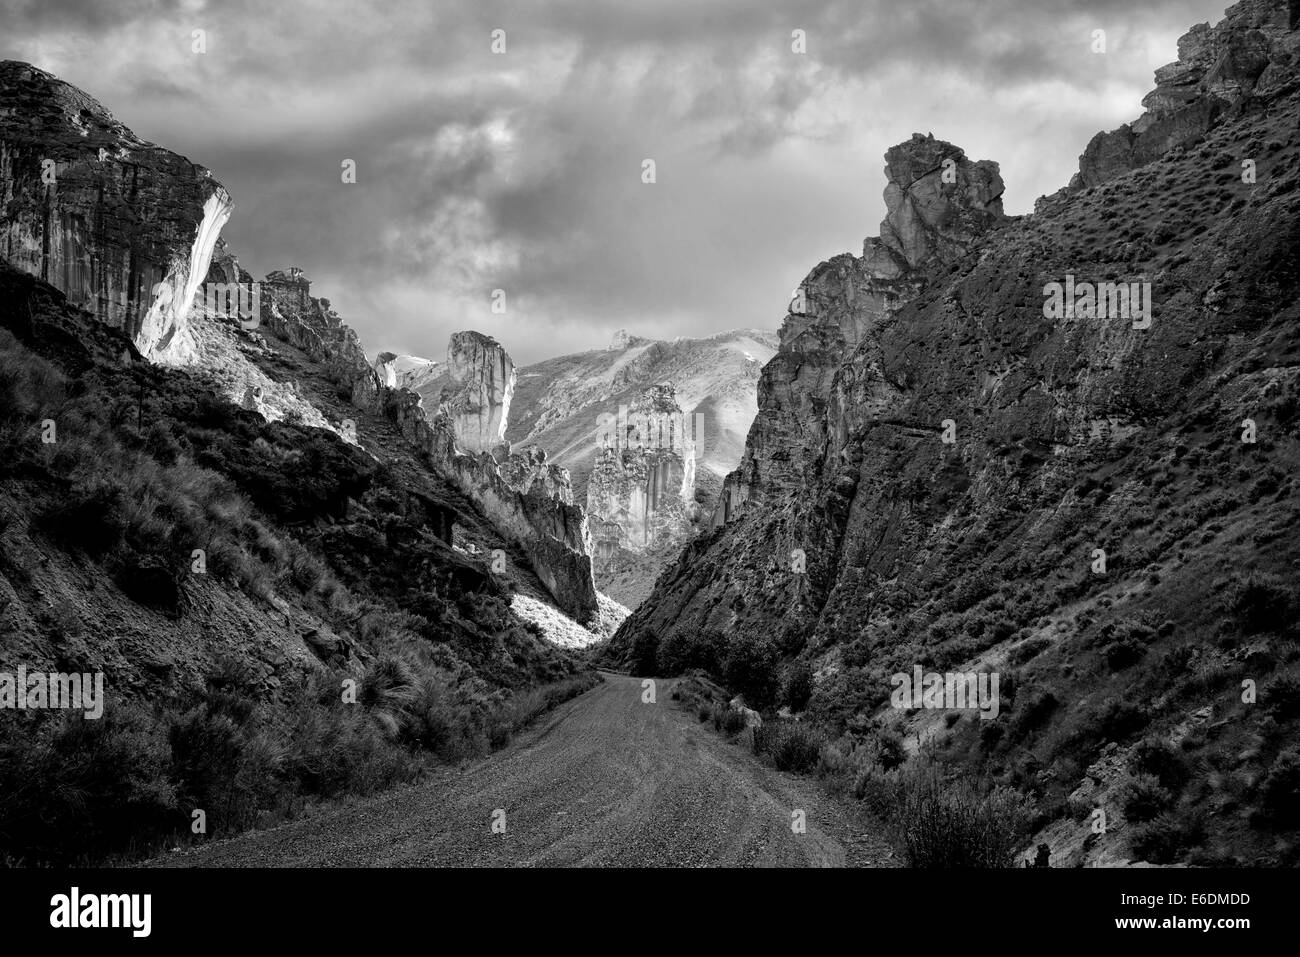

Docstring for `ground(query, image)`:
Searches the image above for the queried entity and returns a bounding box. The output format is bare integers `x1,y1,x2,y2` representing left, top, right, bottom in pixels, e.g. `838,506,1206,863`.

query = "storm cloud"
0,0,1229,363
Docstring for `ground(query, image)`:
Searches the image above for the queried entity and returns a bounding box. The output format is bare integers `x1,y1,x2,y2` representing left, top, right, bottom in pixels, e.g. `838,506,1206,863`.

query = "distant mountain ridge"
506,327,779,506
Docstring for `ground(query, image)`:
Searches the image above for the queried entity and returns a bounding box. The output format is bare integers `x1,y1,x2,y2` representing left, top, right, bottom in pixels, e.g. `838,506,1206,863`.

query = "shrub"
755,721,824,773
1128,737,1190,792
889,772,1031,868
1129,810,1205,865
711,704,747,737
1224,573,1295,633
1097,698,1148,742
1118,773,1173,822
721,636,779,711
781,661,815,712
1259,749,1300,827
37,481,128,555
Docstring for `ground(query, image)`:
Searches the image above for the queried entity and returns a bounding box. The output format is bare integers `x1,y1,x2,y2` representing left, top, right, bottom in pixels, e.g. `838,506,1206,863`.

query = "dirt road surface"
156,673,891,867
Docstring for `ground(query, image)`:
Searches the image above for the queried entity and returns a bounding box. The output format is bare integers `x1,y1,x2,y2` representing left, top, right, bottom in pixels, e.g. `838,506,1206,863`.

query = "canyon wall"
0,60,598,623
0,61,232,364
587,384,696,565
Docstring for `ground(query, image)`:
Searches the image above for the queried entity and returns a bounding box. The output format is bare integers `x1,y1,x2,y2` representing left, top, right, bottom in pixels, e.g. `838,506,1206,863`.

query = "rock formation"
249,284,599,622
0,60,598,624
438,330,515,457
1068,0,1300,190
607,0,1300,867
586,384,697,565
713,133,1004,525
504,330,775,607
0,61,232,363
374,351,440,391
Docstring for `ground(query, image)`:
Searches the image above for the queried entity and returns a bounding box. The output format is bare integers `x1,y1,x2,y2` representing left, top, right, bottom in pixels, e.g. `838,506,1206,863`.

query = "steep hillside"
0,64,600,865
609,0,1300,866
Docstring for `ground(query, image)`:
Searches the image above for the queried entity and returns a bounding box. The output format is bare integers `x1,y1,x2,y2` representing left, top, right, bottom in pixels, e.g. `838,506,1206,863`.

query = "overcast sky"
2,0,1228,365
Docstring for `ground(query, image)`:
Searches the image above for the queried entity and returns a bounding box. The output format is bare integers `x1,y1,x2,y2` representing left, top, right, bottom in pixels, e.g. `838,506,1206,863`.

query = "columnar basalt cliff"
0,61,232,362
587,384,696,565
610,0,1300,866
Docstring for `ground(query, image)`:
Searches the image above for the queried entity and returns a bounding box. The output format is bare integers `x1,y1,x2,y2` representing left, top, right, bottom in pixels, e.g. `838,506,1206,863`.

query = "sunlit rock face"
374,352,440,391
438,331,515,457
586,385,696,565
0,60,232,362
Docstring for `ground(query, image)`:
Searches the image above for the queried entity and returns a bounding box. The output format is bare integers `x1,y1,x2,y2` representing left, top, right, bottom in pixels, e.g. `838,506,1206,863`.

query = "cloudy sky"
2,0,1227,365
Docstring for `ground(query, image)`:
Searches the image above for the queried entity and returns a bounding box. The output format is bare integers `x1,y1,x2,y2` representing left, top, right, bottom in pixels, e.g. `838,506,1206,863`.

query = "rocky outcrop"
501,445,575,506
0,61,232,363
713,133,1004,526
505,328,775,608
374,351,440,391
587,385,696,565
384,389,597,621
438,331,515,456
242,277,597,621
1070,0,1300,190
608,2,1300,867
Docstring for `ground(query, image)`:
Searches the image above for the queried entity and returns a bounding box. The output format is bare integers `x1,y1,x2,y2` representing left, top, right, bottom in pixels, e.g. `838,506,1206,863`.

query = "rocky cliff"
437,331,515,456
0,61,232,363
248,284,599,622
1068,0,1300,190
502,329,776,606
608,0,1300,866
713,132,1005,525
587,384,697,564
0,60,598,626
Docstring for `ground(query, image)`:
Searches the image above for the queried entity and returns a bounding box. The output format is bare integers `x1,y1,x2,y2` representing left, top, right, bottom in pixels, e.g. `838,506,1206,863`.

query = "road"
156,673,891,867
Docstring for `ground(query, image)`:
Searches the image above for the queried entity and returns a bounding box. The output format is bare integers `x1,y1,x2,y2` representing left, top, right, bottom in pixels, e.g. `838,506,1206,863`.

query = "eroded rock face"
384,389,598,621
374,351,440,392
440,330,515,456
587,385,696,565
0,60,232,362
1071,0,1300,189
713,134,1004,526
238,281,597,620
607,9,1300,850
501,445,575,506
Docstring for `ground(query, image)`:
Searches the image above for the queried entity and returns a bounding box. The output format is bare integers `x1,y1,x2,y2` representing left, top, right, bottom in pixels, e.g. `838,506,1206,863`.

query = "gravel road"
155,673,891,867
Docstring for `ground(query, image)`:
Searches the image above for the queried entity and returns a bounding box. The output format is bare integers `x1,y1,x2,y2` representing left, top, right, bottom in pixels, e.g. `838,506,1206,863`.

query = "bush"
1224,573,1295,633
1259,749,1300,827
1128,737,1190,792
1129,810,1205,865
37,481,128,555
781,661,815,712
721,637,779,711
888,772,1031,868
711,704,747,737
755,721,824,773
1118,773,1172,823
1097,698,1148,742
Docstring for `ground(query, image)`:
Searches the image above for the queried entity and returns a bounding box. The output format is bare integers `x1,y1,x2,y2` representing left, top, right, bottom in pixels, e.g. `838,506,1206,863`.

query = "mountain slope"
608,0,1300,866
0,64,599,865
506,329,778,505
